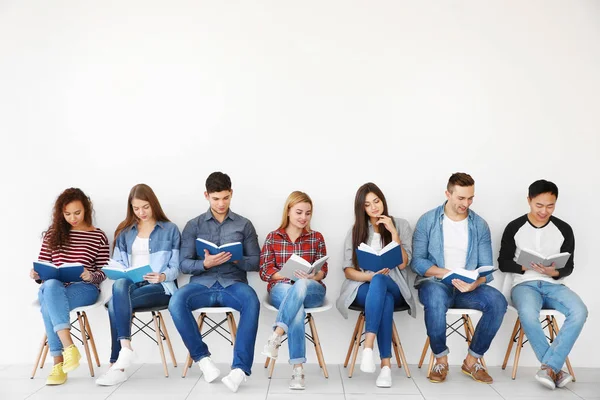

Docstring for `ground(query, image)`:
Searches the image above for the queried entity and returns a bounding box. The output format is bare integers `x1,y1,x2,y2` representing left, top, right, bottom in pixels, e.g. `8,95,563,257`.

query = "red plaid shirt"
259,228,328,293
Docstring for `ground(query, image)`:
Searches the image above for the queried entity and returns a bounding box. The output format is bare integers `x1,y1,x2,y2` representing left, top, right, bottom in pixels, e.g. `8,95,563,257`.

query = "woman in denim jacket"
95,184,181,386
336,182,416,388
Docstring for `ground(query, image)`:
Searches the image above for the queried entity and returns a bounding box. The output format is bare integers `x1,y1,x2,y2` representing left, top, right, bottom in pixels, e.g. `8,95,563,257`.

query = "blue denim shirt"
112,221,181,295
410,202,493,287
180,208,260,287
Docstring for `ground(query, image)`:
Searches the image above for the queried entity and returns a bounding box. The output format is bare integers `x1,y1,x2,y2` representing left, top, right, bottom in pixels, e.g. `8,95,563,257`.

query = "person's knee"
112,278,130,293
292,279,308,296
490,292,508,315
420,284,449,311
570,302,588,326
370,273,386,286
516,303,539,322
168,290,185,314
42,278,62,290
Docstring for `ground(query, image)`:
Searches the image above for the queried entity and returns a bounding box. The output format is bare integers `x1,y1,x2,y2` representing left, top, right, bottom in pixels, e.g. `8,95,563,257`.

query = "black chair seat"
133,304,169,313
348,303,410,313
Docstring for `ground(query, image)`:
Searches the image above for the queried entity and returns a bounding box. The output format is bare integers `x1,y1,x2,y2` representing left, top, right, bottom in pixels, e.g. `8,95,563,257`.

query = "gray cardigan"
335,217,417,319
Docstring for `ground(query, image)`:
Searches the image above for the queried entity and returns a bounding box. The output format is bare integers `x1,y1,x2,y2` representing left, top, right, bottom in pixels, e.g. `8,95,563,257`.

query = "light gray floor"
3,363,599,400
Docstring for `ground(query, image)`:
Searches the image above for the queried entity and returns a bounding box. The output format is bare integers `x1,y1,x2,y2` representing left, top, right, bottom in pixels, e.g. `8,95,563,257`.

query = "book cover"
33,261,84,283
355,242,403,272
277,254,329,281
102,264,153,283
516,248,571,270
195,238,243,262
440,266,497,285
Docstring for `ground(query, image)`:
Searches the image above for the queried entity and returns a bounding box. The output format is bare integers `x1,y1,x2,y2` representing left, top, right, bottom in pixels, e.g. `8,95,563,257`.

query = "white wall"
1,1,599,369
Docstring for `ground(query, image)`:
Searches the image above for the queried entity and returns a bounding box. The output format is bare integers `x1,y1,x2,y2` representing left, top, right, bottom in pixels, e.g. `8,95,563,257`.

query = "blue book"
440,266,497,285
196,238,243,262
33,261,84,283
102,262,153,283
355,242,403,272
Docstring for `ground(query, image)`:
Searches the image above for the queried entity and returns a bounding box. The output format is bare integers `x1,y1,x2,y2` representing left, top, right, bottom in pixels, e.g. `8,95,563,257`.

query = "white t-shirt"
131,236,150,268
443,215,468,271
370,232,383,252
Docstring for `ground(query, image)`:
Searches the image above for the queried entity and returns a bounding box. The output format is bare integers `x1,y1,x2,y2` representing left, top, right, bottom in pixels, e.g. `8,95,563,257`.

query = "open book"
33,261,84,283
196,238,243,262
356,241,403,272
277,254,329,281
516,248,571,270
441,266,497,285
102,260,153,283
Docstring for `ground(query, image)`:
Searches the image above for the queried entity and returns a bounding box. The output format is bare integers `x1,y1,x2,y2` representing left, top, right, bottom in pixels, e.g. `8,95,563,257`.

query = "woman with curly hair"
30,188,109,385
95,184,181,386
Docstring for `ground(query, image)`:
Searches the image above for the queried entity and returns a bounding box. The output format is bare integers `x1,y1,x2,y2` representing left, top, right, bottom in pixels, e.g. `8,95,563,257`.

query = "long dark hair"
351,182,393,269
114,184,171,241
46,188,94,250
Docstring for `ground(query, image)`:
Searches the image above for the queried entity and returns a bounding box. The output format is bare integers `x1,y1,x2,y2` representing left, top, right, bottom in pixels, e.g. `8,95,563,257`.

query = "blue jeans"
269,279,326,364
168,281,260,376
107,278,171,363
38,279,99,357
351,274,406,359
418,279,507,358
511,281,588,373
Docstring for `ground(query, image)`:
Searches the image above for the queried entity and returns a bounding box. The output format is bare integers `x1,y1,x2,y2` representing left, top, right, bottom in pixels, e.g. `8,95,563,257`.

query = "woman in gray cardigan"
336,182,416,388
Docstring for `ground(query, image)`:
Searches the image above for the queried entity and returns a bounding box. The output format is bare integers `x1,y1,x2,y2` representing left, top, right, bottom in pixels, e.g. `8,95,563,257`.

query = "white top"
443,215,469,271
131,236,150,268
370,232,383,252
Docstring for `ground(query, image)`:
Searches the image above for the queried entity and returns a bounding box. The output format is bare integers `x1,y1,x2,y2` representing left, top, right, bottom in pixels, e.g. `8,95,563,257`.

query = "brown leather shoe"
461,360,493,384
428,362,448,383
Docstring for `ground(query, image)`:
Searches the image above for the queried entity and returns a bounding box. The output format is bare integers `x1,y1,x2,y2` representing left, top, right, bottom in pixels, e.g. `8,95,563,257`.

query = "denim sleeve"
477,218,494,283
163,224,181,282
112,233,128,267
236,221,260,272
179,220,206,274
410,215,434,276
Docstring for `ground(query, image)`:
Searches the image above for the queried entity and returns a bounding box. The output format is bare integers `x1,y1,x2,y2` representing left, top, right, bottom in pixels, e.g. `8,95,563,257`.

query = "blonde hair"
279,191,313,231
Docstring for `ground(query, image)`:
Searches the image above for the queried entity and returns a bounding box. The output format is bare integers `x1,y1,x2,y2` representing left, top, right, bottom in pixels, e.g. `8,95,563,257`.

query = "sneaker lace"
432,363,446,374
51,364,62,375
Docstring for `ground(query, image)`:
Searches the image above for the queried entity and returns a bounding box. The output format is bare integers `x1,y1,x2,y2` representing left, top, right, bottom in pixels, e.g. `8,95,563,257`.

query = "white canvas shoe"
376,366,392,388
198,357,221,383
222,368,246,393
360,348,376,373
95,367,128,386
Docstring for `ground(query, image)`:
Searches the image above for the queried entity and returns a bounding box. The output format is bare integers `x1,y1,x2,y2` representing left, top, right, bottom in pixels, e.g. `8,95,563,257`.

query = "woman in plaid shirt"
259,191,328,390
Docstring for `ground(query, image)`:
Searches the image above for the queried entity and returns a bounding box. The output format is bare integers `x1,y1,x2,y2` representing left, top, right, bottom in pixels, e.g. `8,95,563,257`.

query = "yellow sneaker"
46,362,67,385
62,345,81,373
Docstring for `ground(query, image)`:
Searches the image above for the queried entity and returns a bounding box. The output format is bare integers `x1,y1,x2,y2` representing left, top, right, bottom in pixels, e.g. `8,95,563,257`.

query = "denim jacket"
112,221,181,295
410,202,493,287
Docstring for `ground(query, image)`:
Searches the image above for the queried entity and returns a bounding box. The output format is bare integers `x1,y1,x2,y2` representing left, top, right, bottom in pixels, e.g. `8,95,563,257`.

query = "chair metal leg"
152,312,169,377
502,319,520,370
344,313,362,368
392,323,411,377
31,335,47,379
348,313,365,378
77,312,95,377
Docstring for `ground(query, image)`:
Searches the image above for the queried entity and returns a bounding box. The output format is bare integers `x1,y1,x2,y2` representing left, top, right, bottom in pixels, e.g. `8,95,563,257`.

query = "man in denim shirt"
169,172,260,393
411,173,507,384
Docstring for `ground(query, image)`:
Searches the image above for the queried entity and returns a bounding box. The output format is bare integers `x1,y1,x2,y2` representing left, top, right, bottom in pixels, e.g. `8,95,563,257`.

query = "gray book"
277,254,329,281
516,248,571,270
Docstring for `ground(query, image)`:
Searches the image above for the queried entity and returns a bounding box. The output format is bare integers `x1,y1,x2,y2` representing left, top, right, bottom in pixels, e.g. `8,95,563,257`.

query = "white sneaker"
376,366,392,388
112,348,135,370
360,348,376,373
221,368,246,393
261,332,283,359
95,367,128,386
198,357,221,383
289,366,305,390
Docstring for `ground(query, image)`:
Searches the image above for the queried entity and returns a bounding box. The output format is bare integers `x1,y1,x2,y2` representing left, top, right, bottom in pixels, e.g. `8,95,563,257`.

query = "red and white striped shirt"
38,229,109,286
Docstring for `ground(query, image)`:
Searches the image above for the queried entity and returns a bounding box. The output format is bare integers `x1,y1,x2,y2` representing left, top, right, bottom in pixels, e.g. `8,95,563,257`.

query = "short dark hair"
528,179,558,199
205,171,232,193
447,172,475,192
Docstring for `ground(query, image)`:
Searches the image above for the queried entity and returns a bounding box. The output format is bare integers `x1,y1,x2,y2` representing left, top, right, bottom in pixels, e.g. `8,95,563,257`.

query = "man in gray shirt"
169,172,260,393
